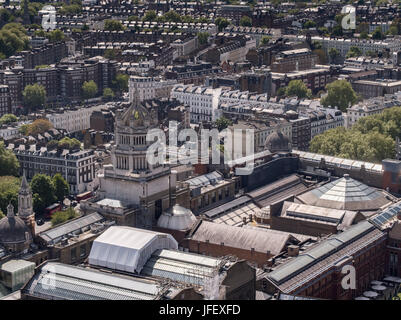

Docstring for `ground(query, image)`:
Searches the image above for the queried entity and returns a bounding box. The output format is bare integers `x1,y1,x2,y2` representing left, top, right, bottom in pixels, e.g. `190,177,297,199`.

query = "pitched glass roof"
268,221,375,284
39,213,104,244
23,262,161,300
370,200,401,229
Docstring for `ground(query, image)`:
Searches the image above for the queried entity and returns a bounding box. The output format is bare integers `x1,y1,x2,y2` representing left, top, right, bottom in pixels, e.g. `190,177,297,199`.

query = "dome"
297,174,392,211
0,215,31,244
264,130,291,153
157,205,197,231
120,102,154,128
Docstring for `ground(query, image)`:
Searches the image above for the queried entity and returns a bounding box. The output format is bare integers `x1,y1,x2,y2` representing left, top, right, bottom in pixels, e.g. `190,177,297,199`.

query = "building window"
80,244,87,258
71,248,77,262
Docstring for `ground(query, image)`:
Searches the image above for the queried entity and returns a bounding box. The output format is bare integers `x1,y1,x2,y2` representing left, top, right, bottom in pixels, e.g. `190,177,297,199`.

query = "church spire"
18,174,35,235
23,0,31,25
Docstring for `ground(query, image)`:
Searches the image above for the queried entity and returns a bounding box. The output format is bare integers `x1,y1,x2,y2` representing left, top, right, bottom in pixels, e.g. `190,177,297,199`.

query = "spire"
23,0,31,25
7,203,14,218
21,174,29,190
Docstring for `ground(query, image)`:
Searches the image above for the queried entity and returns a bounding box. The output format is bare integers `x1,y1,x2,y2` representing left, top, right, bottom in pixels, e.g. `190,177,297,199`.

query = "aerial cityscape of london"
0,0,399,310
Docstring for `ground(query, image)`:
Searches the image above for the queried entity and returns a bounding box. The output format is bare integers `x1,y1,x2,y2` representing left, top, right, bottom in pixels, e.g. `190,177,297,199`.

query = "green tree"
47,29,65,42
328,47,341,64
103,87,115,100
260,35,271,46
346,46,362,58
276,87,287,98
104,19,124,31
197,32,209,45
0,176,20,214
51,207,77,226
103,48,118,60
215,117,232,131
22,83,46,110
360,31,369,39
47,139,58,150
310,127,395,163
143,10,157,22
303,20,316,29
0,113,18,125
239,16,252,27
112,73,129,92
0,141,19,176
58,4,82,15
321,80,357,112
163,11,182,23
0,23,29,57
286,80,311,99
82,80,98,99
52,173,70,202
372,27,384,40
215,17,229,31
57,137,81,150
31,174,56,211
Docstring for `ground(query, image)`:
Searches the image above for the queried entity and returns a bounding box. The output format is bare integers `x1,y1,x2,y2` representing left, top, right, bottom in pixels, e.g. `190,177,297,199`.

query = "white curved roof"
88,226,178,274
157,205,197,231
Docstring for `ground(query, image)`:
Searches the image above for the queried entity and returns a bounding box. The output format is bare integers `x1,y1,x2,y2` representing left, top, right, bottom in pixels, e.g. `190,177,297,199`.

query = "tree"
286,80,311,99
47,29,65,42
260,35,271,46
239,16,252,27
143,10,157,22
372,27,384,40
22,83,46,110
31,174,56,211
58,4,82,15
47,139,58,150
0,176,20,214
321,80,357,112
328,47,341,64
197,32,209,45
310,125,395,163
360,31,369,39
82,80,98,100
0,23,29,57
0,141,19,176
104,19,124,31
163,11,182,23
276,87,287,98
51,207,77,226
103,49,118,60
346,46,362,58
215,17,229,31
103,87,115,101
215,117,232,131
303,20,316,29
0,113,18,125
52,173,69,202
57,137,81,150
112,73,129,92
25,119,53,136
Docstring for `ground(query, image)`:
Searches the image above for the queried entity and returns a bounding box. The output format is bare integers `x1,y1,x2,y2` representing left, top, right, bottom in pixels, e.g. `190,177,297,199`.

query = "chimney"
288,245,299,257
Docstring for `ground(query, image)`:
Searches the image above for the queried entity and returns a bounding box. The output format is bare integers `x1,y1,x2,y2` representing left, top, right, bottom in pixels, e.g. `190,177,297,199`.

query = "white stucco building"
46,104,112,133
129,76,177,102
170,84,222,123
